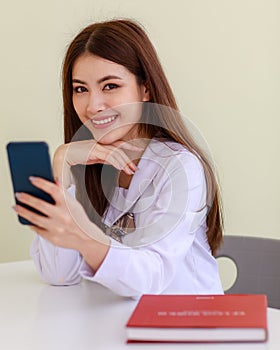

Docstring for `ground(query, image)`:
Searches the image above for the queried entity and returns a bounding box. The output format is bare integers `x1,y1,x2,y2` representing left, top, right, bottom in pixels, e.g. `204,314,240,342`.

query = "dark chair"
216,235,280,309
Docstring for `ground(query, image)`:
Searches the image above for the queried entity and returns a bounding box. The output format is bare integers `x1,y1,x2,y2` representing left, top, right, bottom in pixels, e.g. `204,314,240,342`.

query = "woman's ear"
141,83,150,102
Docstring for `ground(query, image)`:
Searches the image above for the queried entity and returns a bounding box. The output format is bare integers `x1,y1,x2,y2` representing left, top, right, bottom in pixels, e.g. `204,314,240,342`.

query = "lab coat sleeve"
79,152,209,297
30,235,83,285
30,184,83,286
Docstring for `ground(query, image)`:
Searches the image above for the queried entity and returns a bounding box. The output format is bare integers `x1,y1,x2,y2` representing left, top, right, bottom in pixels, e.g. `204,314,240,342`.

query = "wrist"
78,233,111,271
53,145,71,188
53,145,68,166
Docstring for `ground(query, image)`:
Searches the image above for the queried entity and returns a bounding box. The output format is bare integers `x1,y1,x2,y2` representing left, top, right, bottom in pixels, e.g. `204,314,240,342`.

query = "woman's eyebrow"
72,75,122,85
72,79,86,84
97,75,122,83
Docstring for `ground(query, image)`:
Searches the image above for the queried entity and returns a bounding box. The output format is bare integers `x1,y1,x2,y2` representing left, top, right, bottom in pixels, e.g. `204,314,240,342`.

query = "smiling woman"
71,53,149,144
14,19,224,298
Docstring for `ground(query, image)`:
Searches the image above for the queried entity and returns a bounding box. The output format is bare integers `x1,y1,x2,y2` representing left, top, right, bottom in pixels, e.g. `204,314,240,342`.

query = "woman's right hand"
53,139,144,188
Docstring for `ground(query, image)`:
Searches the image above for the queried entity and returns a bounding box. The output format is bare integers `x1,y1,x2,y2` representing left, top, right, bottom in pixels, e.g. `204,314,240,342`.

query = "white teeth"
92,115,117,125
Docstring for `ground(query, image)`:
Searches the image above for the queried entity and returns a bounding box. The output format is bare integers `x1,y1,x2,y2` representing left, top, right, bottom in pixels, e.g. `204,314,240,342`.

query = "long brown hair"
62,19,223,255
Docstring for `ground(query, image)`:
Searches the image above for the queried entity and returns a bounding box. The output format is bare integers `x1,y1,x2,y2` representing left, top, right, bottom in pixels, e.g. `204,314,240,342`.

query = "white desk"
0,260,279,350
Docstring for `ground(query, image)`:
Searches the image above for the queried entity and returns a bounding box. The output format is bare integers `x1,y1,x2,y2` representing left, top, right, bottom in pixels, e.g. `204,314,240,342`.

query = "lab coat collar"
103,139,170,226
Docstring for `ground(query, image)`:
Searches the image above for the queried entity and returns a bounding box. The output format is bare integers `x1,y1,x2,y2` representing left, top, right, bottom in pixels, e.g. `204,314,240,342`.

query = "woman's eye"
104,83,118,91
73,86,87,93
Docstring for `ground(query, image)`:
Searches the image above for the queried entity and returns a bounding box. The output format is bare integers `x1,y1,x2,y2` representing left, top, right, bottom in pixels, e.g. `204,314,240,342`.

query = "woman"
13,19,224,297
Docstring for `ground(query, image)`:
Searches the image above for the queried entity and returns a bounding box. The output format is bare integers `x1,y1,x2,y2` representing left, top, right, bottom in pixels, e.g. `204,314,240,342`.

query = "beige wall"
1,0,279,263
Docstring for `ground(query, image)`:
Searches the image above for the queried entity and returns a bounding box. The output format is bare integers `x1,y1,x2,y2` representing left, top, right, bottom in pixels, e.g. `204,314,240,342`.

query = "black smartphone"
6,141,55,225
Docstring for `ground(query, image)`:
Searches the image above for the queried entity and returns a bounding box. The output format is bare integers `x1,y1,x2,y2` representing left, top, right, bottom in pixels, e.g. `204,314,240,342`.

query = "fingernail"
132,165,139,171
15,192,22,199
12,205,18,211
29,176,38,182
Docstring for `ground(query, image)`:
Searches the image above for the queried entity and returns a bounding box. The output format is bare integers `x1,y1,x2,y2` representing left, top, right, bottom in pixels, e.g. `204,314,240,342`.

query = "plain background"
0,0,279,271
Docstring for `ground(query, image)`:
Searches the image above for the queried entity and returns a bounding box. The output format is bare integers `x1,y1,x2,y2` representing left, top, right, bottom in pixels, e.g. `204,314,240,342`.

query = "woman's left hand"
13,176,109,250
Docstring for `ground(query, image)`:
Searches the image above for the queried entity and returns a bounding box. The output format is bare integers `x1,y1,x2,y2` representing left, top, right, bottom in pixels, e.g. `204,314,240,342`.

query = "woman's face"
72,53,149,144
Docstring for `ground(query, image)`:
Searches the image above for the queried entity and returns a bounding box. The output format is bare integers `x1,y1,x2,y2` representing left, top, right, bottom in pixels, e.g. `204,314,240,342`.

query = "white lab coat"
30,139,223,297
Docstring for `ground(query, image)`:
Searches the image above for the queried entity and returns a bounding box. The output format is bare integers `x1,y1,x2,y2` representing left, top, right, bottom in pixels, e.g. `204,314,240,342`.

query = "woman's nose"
86,92,107,115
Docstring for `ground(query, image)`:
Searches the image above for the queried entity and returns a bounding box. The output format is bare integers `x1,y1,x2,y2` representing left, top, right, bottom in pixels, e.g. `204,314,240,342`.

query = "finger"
15,192,56,218
13,204,49,228
112,140,145,152
106,146,139,172
92,146,136,173
29,176,64,204
102,149,138,174
89,143,138,175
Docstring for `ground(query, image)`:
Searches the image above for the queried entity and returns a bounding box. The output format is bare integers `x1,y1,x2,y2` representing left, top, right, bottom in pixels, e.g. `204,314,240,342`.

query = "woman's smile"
90,114,119,129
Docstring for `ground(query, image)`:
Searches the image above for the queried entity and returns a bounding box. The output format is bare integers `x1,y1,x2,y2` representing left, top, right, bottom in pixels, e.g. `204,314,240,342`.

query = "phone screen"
6,141,55,225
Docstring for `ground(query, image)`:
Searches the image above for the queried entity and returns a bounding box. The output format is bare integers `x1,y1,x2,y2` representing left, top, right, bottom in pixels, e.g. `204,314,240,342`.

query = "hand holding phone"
6,141,55,225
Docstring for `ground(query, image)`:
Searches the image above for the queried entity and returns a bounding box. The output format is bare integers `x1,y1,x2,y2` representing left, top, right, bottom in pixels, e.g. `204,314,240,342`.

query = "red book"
126,294,268,343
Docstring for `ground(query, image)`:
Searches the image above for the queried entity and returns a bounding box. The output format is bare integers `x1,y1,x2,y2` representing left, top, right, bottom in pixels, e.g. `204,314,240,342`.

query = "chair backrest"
216,235,280,309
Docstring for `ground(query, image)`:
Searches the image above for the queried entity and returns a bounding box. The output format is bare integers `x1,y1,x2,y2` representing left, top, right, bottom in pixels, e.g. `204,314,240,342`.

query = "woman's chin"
95,131,122,145
93,124,140,145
